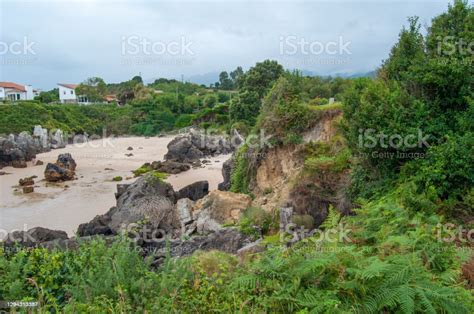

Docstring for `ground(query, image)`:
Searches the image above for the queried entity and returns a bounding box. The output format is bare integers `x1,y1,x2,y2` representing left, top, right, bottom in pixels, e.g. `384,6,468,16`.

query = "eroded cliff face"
251,109,350,226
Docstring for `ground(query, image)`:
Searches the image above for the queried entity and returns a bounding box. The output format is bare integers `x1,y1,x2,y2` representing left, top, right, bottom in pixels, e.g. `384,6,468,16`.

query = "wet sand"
0,136,229,237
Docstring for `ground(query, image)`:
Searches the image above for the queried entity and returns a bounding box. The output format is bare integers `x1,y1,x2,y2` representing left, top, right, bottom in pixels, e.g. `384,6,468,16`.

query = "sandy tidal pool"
0,136,229,237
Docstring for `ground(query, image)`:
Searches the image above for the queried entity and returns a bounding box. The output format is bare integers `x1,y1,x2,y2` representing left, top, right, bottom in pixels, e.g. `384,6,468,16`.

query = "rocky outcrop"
144,228,252,265
3,227,68,248
44,163,75,181
51,129,66,149
218,155,235,191
192,191,252,233
177,180,209,201
44,154,77,182
0,133,39,168
164,129,235,163
19,176,36,186
56,153,76,171
0,125,65,169
77,207,117,237
150,160,190,174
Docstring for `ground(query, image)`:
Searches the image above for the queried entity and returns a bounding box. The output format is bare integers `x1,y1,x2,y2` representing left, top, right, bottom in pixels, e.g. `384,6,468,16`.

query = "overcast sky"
0,0,449,90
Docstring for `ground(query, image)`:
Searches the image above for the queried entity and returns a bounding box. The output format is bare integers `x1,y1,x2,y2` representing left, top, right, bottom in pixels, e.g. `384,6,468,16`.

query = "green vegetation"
1,2,472,312
112,176,123,182
132,163,153,177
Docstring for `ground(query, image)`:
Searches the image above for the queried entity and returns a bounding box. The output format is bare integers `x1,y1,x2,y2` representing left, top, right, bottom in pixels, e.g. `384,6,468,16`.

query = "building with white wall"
0,82,36,101
58,83,90,104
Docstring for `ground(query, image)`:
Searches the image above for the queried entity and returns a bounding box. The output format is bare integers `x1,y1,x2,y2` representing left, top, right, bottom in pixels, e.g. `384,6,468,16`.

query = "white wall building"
0,82,36,101
58,83,89,104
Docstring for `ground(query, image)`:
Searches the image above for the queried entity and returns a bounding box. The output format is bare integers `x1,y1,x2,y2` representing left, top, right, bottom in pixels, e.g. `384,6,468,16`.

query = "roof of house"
105,95,117,101
58,83,78,89
0,82,26,92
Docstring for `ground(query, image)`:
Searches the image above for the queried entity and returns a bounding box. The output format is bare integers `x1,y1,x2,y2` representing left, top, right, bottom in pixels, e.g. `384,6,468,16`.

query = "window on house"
71,90,73,95
16,94,20,100
63,91,66,95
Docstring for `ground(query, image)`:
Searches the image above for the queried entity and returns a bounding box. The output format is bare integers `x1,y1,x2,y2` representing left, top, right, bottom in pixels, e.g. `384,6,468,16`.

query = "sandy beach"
0,136,229,237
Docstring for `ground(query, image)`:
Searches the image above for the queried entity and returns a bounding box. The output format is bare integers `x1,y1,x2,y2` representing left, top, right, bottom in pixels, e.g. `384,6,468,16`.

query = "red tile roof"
58,83,78,89
0,82,26,92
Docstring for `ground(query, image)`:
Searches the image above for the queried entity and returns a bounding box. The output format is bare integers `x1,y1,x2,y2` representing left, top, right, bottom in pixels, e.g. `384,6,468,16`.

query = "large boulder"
192,191,252,233
108,174,179,234
77,207,117,236
0,126,65,169
164,129,235,162
51,129,66,149
44,163,75,181
218,156,235,191
56,153,76,171
0,136,27,168
177,181,209,201
33,125,51,151
150,160,191,174
44,153,77,182
164,136,204,162
3,227,68,248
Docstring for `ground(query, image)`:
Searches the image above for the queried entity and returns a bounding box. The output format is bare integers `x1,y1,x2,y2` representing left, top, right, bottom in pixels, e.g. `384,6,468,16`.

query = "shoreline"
0,136,229,237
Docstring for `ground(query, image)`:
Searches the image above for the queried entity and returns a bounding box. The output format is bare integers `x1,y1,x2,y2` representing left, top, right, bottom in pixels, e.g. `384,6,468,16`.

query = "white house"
0,82,36,101
58,83,89,104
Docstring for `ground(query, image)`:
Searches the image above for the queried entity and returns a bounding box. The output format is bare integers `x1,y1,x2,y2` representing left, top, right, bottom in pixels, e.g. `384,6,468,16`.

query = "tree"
239,60,284,98
230,66,244,88
131,75,143,84
35,88,59,103
229,60,284,125
218,71,233,90
76,77,107,102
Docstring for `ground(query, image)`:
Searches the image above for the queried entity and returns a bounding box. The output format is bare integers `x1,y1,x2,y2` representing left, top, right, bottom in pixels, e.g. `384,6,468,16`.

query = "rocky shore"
1,129,248,263
0,125,68,169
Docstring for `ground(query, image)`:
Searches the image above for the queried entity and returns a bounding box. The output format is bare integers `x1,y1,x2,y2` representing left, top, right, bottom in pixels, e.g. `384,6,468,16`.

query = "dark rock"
237,240,264,258
56,153,76,171
127,146,134,151
108,174,178,233
164,129,235,163
115,184,131,199
4,227,68,248
77,207,117,236
150,160,190,174
35,160,44,166
218,156,235,191
125,153,134,157
44,154,77,182
144,228,252,265
177,181,209,201
44,163,75,182
19,176,35,186
12,160,27,168
23,186,34,193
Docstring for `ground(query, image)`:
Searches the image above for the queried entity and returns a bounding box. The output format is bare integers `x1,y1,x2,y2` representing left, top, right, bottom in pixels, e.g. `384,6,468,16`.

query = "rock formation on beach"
164,129,238,163
0,125,66,169
44,153,77,182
